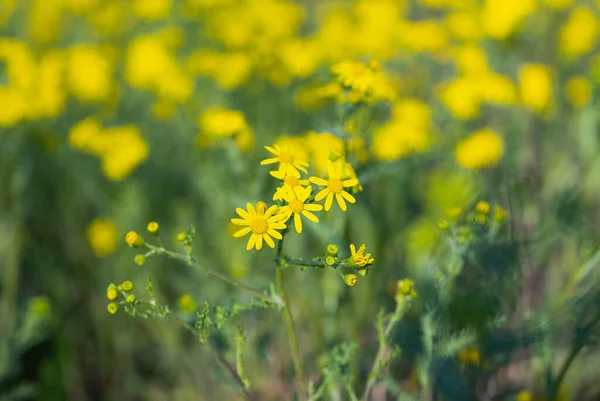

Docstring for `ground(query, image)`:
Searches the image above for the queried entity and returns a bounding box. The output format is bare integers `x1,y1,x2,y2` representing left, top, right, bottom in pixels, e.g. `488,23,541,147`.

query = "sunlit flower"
565,76,592,108
481,0,536,40
349,244,374,267
86,218,118,257
277,186,323,233
231,203,286,251
261,144,309,178
519,64,552,113
271,171,310,200
455,128,505,170
310,160,359,212
559,7,598,57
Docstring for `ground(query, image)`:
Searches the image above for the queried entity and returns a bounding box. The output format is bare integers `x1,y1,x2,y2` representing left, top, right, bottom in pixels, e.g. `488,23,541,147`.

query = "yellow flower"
132,0,172,20
310,160,359,212
455,128,505,170
178,294,198,312
458,347,480,365
261,144,309,178
482,0,536,40
86,218,118,257
67,45,115,103
542,0,574,9
475,201,490,214
331,60,395,102
565,76,592,108
231,203,286,251
519,64,552,113
349,244,374,267
343,273,358,287
559,7,598,57
271,171,310,201
397,279,417,298
516,391,533,401
277,186,323,234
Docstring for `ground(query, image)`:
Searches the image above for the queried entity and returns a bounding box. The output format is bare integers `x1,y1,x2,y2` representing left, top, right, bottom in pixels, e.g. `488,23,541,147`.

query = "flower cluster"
437,201,507,245
106,280,138,314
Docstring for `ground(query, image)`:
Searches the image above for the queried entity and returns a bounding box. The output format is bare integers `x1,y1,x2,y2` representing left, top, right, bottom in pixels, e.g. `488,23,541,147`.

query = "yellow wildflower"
178,294,198,312
559,7,598,58
349,244,374,267
67,45,115,103
519,64,552,113
231,203,286,251
277,186,323,234
343,274,358,287
481,0,537,40
271,171,309,201
132,0,172,20
310,160,359,212
455,128,505,170
261,144,309,178
475,201,490,214
516,391,533,401
397,279,417,298
86,218,118,257
565,76,592,108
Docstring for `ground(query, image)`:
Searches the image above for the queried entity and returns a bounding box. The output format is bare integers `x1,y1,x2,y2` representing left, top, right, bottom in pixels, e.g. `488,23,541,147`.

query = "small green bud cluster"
395,279,417,304
437,201,508,245
106,280,139,314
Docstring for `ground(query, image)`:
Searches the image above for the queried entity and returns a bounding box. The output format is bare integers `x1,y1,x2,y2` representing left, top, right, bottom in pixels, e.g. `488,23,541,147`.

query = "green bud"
121,281,133,292
326,244,338,257
358,268,368,276
107,302,119,314
176,233,187,242
126,294,136,304
325,256,336,266
147,222,160,235
134,254,146,266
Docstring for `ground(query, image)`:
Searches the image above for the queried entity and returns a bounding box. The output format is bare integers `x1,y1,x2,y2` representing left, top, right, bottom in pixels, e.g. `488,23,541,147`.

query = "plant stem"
169,315,256,401
276,236,307,401
361,301,406,401
278,257,327,268
145,243,279,306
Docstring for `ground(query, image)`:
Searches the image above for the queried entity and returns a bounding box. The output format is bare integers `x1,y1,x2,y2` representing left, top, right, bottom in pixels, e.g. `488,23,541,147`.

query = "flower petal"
260,157,279,165
294,213,303,233
302,210,319,223
350,244,356,256
326,160,335,178
255,234,263,250
309,177,328,186
246,203,257,217
315,188,329,201
342,179,359,187
233,227,252,238
341,191,356,203
231,218,250,226
236,207,250,219
263,233,275,248
270,222,287,230
265,145,279,155
246,233,257,250
267,228,283,240
264,205,279,219
336,193,347,211
325,193,333,211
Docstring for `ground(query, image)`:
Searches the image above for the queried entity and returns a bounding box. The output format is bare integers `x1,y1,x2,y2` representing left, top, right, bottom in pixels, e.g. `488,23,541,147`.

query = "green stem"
145,244,279,306
361,301,406,401
169,315,256,401
276,235,307,401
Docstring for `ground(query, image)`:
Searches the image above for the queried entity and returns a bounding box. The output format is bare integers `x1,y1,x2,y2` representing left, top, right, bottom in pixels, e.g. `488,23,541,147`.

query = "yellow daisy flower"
349,244,374,267
278,186,323,233
271,170,310,201
260,144,309,178
309,160,359,211
231,202,286,250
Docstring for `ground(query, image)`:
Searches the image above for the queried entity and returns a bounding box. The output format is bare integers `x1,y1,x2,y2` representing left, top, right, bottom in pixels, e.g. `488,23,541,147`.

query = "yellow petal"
270,222,287,230
336,193,347,211
350,244,356,255
264,205,279,219
310,177,328,186
294,213,302,233
343,179,358,187
326,160,335,178
286,164,301,177
246,233,257,250
315,188,329,201
263,233,275,248
260,157,279,165
255,234,263,250
265,145,279,155
304,203,323,211
302,210,319,223
267,228,283,240
341,191,356,203
246,203,257,217
231,218,249,226
233,227,251,238
325,193,333,211
236,207,250,219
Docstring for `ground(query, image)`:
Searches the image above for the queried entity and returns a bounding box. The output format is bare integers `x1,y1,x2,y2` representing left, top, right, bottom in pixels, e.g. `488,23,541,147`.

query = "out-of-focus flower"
303,131,343,174
458,347,481,365
455,128,505,170
187,50,252,89
454,45,489,75
86,218,118,257
196,107,254,151
29,0,62,44
67,45,115,103
178,294,198,312
559,7,599,58
132,0,172,20
446,10,482,41
565,76,592,108
542,0,574,9
519,64,553,113
397,19,448,53
230,203,286,251
331,60,395,103
481,0,537,40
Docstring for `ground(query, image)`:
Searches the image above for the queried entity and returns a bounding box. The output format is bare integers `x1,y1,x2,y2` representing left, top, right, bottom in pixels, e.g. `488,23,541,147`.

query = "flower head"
261,144,308,178
231,202,287,250
271,170,310,201
349,244,374,267
277,186,323,233
455,128,504,170
309,160,359,211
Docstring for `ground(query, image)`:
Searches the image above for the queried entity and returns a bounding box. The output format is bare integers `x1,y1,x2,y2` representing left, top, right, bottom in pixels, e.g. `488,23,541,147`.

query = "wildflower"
559,7,598,57
494,205,507,223
331,60,395,102
458,347,480,365
261,144,309,178
86,218,118,257
326,244,339,257
446,207,462,221
132,0,172,20
134,254,146,266
125,231,144,248
176,233,187,242
147,222,160,235
397,279,417,298
516,391,533,401
475,201,490,214
481,0,537,40
66,45,115,103
437,220,449,230
310,160,359,211
126,294,136,304
519,64,552,113
343,274,358,287
475,214,487,225
348,244,374,268
178,294,197,312
230,203,287,250
358,268,368,276
271,170,310,200
325,256,336,266
277,186,323,234
565,76,592,108
107,284,118,301
107,302,119,314
121,281,133,292
455,128,505,170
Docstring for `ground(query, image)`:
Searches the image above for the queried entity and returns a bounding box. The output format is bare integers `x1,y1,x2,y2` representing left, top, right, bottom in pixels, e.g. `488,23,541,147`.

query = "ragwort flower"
277,186,323,233
349,244,374,267
231,202,286,250
261,144,308,178
310,160,359,211
271,170,309,200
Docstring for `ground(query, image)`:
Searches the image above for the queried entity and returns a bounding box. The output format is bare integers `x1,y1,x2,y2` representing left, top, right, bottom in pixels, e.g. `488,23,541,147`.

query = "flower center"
250,218,268,234
284,175,299,187
327,178,343,193
289,199,304,213
279,151,294,164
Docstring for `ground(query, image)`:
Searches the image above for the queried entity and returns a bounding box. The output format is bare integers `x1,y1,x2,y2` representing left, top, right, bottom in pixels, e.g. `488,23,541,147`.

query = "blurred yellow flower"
565,76,592,108
67,45,115,103
454,45,489,75
178,294,198,312
310,160,359,212
187,50,252,89
277,186,323,233
455,128,505,170
397,19,448,53
446,10,482,41
482,0,536,40
542,0,574,9
559,7,599,57
62,0,99,14
519,64,553,113
516,391,533,401
132,0,172,20
231,203,286,251
303,131,344,174
29,0,62,44
331,60,395,102
86,218,118,257
458,347,481,365
197,107,253,151
261,144,309,178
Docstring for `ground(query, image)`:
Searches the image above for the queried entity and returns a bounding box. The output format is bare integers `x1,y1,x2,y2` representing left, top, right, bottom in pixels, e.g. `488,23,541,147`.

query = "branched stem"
145,243,279,306
169,315,256,401
276,235,307,401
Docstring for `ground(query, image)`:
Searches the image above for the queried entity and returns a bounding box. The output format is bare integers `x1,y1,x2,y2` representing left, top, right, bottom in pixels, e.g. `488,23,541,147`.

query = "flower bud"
176,232,187,242
147,222,160,235
106,283,118,301
255,201,267,216
343,274,358,287
107,302,119,314
397,279,414,296
125,231,144,248
358,268,368,276
126,294,136,304
326,244,338,257
325,256,336,266
121,281,133,292
134,254,146,266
